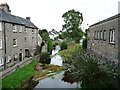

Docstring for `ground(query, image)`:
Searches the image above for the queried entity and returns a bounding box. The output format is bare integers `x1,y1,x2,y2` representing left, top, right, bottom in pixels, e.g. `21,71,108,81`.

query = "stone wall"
88,14,119,64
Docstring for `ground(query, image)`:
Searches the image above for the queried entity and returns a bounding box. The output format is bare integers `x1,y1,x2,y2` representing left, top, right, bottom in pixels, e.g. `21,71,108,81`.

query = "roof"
90,14,120,27
0,9,38,29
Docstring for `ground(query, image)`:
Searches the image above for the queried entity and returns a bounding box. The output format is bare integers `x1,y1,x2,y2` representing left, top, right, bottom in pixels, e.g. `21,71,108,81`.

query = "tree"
62,9,83,43
39,29,50,42
38,29,50,61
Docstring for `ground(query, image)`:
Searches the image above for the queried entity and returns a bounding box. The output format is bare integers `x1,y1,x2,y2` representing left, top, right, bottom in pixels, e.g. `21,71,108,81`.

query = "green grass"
59,43,81,62
2,60,38,88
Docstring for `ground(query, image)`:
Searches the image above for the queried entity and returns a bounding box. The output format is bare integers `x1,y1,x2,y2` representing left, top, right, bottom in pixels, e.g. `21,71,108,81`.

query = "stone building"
87,14,120,64
0,3,39,69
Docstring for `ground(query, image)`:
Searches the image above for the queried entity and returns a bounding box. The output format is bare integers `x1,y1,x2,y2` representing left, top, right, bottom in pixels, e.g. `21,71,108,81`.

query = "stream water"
34,46,81,89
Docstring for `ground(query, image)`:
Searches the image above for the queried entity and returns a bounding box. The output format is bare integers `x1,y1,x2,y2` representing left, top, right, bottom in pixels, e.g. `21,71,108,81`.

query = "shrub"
41,52,51,64
82,38,87,49
47,39,53,54
62,49,117,89
60,42,68,50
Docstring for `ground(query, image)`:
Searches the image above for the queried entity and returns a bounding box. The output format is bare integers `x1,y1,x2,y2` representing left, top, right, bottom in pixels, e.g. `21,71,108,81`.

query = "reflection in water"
34,71,80,88
34,45,81,88
50,55,63,66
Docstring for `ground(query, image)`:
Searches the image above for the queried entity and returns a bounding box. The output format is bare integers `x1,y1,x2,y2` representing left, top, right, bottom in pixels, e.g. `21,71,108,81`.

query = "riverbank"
2,60,38,88
2,60,65,89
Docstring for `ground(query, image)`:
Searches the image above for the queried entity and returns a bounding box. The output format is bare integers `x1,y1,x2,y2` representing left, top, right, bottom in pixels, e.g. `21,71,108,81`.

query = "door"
19,53,22,62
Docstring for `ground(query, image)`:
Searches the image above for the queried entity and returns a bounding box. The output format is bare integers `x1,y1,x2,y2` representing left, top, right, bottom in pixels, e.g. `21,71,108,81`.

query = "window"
97,31,100,40
100,30,103,40
94,31,97,40
13,24,17,32
7,56,11,63
0,58,3,66
19,26,23,32
13,39,17,47
32,37,34,43
0,22,2,31
109,29,115,44
0,39,2,49
103,30,106,41
32,29,34,34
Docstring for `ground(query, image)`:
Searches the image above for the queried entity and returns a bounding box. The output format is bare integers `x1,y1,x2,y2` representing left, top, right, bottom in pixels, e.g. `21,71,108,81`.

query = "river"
34,45,81,88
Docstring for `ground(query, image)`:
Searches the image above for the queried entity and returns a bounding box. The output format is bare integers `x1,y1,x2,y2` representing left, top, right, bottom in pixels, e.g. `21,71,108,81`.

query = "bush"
47,39,53,54
62,50,117,89
60,42,68,50
41,52,51,64
82,38,87,49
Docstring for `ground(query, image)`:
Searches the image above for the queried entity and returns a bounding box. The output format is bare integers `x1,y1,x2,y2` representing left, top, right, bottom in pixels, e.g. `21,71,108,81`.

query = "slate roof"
0,9,38,29
90,14,120,27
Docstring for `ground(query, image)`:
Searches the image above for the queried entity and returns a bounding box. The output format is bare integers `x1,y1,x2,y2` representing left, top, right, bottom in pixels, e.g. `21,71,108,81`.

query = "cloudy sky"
0,0,120,31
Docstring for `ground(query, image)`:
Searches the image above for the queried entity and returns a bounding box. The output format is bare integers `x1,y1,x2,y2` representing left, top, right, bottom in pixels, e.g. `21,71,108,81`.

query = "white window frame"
0,39,2,49
0,22,2,31
109,29,115,44
103,30,106,41
0,58,3,66
19,26,23,33
13,24,17,32
13,39,17,47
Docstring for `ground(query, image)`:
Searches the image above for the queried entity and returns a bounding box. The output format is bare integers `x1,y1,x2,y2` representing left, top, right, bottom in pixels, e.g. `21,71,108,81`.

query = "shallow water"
34,71,80,88
34,46,81,88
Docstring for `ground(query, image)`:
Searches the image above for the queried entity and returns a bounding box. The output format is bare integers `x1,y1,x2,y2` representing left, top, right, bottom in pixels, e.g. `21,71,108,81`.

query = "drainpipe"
3,22,7,70
1,9,7,70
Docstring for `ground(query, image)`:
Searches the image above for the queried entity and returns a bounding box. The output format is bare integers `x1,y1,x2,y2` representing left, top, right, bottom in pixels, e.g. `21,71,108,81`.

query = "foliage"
60,42,68,50
39,29,50,42
47,39,53,54
82,29,88,49
2,60,38,88
41,52,51,64
62,9,83,43
82,38,87,49
61,47,117,89
59,43,81,62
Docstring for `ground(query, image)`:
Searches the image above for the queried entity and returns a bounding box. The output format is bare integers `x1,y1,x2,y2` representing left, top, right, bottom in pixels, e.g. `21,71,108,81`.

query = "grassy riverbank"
2,60,65,89
2,60,38,88
59,43,81,62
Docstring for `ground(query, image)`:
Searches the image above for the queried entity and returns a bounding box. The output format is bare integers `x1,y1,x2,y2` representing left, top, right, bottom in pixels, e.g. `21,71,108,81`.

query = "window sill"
13,45,17,47
109,42,115,45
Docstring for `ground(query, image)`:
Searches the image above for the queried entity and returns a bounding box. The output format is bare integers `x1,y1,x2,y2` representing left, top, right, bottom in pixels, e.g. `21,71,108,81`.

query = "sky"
0,0,120,31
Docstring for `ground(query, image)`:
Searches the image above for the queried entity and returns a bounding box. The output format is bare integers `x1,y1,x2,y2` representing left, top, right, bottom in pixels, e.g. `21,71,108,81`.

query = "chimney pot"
26,17,30,20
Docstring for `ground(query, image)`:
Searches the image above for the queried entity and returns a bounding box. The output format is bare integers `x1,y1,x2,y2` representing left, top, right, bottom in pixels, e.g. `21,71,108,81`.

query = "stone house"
0,3,39,69
87,14,120,64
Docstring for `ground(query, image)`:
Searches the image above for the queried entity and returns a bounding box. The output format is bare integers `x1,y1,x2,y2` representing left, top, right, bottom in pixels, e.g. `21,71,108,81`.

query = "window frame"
0,58,3,66
103,30,106,41
0,39,2,49
109,29,115,44
0,22,2,31
13,24,17,32
13,39,17,47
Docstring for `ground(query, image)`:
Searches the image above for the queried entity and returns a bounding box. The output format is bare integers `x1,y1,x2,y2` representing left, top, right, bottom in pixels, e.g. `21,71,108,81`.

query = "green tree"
38,29,50,61
62,9,83,43
39,29,50,42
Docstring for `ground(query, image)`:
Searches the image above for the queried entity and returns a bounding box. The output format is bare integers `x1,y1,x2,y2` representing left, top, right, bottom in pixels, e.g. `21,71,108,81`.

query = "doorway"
19,53,22,62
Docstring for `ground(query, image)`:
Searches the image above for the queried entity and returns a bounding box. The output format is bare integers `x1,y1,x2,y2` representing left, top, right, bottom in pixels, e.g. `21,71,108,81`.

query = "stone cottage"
0,3,39,69
87,14,120,64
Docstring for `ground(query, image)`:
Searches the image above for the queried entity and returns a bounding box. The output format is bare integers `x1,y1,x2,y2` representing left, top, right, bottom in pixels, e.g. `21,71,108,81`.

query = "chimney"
0,3,11,14
26,17,30,20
